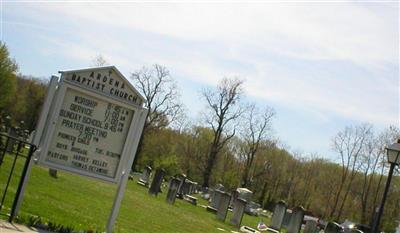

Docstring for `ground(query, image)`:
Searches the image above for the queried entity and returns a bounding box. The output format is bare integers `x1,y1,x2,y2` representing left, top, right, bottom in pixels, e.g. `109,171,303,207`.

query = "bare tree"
330,123,372,220
355,129,383,224
239,104,275,187
371,126,400,218
91,55,109,67
130,64,183,170
201,77,244,187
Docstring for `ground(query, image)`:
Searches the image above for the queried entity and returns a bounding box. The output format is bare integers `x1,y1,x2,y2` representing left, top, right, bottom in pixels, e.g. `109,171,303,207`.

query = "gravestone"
166,177,181,204
148,168,165,196
49,169,58,178
176,174,187,199
215,183,225,191
216,191,231,221
325,222,342,233
304,220,318,233
209,189,224,210
266,200,287,232
6,128,18,153
182,179,192,195
188,181,197,195
282,209,292,228
230,198,247,227
138,166,152,186
237,188,253,203
245,201,261,216
183,194,198,205
210,184,224,206
201,187,211,200
287,206,305,233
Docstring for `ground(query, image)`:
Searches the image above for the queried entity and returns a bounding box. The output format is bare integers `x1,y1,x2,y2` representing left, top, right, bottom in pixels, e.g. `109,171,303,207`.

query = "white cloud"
5,2,399,126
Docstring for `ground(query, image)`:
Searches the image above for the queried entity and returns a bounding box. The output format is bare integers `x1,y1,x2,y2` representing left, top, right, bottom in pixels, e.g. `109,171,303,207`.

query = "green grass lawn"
0,154,270,232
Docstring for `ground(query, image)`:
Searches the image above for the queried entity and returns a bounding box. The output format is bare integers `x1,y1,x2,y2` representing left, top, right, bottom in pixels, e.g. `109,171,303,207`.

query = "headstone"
287,206,305,233
138,166,152,186
182,179,192,195
166,177,181,204
176,174,187,198
209,184,225,206
209,189,224,210
237,188,253,203
148,168,165,196
192,182,198,194
201,187,211,200
215,183,225,191
231,198,247,227
240,226,260,233
282,209,292,228
183,194,198,205
207,188,214,200
245,201,261,216
324,222,342,233
187,181,197,195
304,220,318,233
267,200,287,232
216,191,231,221
49,169,58,178
6,128,18,153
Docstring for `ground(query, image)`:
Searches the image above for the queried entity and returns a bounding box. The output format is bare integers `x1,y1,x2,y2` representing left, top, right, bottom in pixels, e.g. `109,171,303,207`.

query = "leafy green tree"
0,42,18,114
3,76,47,131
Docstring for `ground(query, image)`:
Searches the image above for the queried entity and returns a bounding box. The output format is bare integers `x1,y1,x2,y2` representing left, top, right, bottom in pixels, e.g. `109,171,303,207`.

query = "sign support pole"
106,109,147,233
12,76,59,218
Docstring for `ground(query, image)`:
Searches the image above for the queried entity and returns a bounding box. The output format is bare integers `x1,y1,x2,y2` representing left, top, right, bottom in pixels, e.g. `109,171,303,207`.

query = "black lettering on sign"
47,151,68,161
71,147,87,155
59,109,81,121
88,165,108,175
92,159,107,167
82,116,103,128
74,96,97,108
106,151,120,158
95,148,104,154
69,103,93,116
61,119,84,131
73,154,89,163
56,143,68,150
57,132,76,146
72,161,88,170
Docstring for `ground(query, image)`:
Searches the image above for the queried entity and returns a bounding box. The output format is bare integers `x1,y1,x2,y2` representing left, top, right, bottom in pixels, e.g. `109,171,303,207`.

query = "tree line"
0,48,399,232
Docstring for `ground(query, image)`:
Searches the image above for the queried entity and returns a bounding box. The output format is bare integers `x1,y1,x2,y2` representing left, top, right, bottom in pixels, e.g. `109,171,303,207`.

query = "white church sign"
39,66,146,183
13,66,147,233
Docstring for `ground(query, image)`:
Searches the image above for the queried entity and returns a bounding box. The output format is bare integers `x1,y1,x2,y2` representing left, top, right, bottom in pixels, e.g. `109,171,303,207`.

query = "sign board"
38,66,145,183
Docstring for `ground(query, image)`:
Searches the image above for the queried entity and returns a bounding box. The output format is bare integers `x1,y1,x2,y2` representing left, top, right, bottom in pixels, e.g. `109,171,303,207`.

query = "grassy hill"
0,154,268,232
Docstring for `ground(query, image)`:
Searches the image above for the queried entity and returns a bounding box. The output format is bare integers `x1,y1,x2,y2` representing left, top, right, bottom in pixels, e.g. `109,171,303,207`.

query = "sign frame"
38,75,145,183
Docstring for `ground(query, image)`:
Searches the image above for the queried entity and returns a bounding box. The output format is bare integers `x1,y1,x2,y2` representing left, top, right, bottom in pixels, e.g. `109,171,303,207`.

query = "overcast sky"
3,1,399,160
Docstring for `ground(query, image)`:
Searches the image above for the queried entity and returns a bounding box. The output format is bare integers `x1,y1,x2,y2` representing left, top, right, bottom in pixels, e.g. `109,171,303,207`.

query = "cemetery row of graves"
135,164,388,233
1,130,396,233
